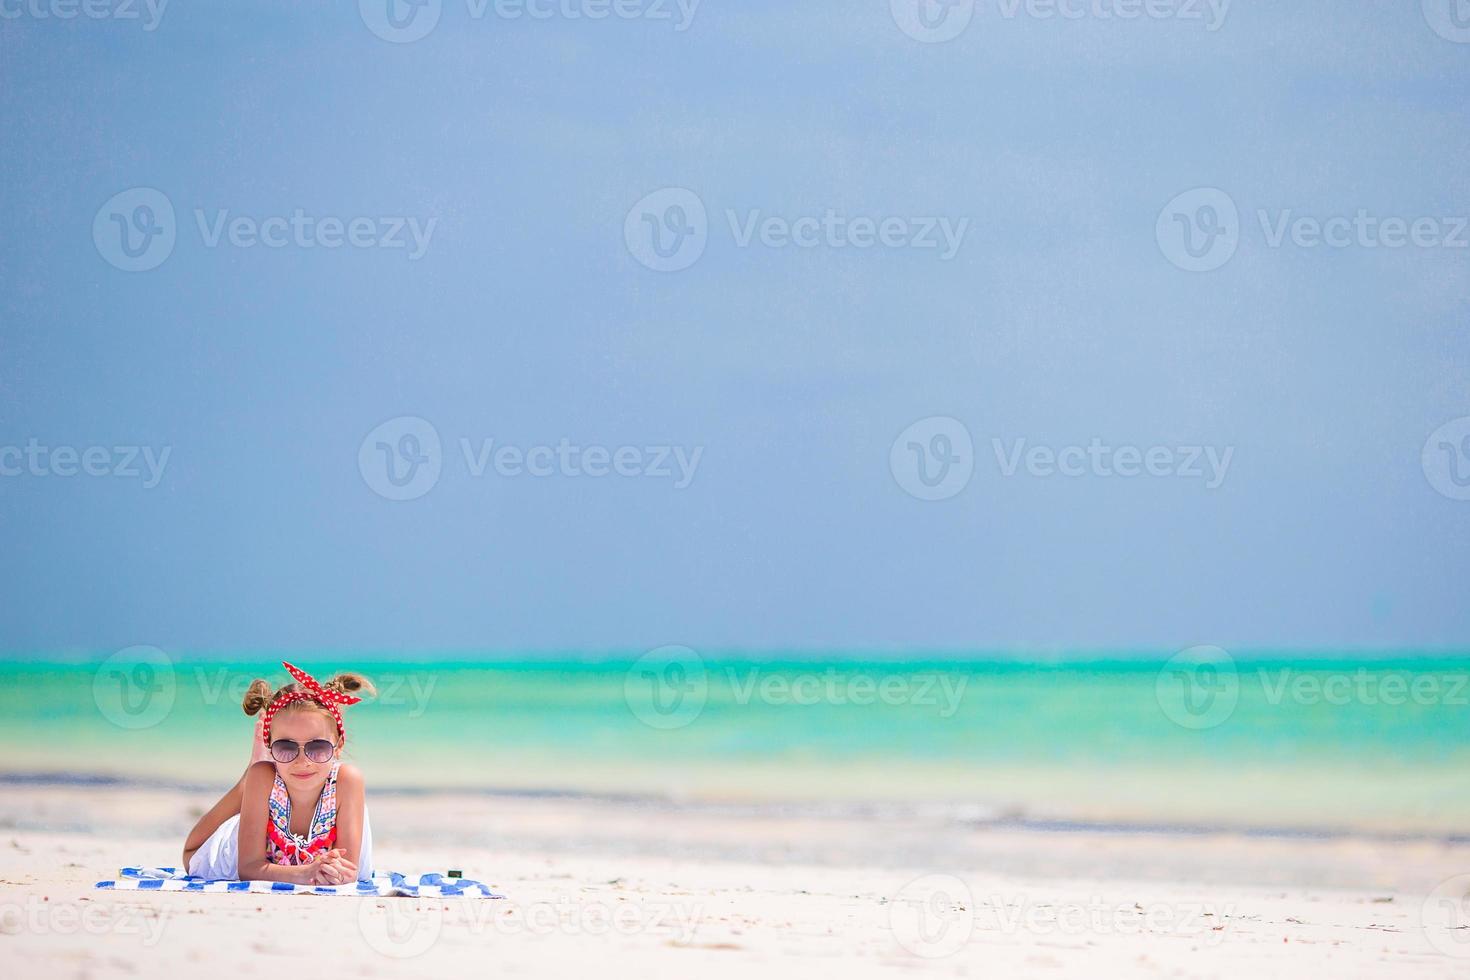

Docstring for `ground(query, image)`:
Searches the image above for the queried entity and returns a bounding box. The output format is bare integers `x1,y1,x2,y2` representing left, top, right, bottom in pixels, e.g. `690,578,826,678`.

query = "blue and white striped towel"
96,867,503,898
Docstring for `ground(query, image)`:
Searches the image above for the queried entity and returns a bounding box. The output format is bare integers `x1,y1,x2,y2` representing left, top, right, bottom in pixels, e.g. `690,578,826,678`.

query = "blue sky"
1,1,1467,655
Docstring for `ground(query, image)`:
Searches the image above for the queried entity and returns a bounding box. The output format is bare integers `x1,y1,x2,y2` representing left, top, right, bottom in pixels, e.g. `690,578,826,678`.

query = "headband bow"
260,661,362,746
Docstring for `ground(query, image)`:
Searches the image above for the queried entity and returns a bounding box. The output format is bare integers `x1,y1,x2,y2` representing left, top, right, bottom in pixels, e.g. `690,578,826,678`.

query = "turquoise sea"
2,653,1467,836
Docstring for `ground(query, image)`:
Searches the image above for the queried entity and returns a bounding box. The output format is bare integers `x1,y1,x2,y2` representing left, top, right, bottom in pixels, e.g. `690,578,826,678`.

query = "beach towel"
95,866,503,898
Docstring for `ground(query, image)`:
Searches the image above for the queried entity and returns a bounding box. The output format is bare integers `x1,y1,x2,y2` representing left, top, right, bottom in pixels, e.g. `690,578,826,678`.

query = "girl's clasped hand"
306,847,358,886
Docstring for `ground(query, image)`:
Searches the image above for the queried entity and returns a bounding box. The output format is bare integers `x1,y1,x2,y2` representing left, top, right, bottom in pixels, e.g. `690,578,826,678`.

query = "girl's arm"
331,764,366,873
235,761,322,884
181,775,246,869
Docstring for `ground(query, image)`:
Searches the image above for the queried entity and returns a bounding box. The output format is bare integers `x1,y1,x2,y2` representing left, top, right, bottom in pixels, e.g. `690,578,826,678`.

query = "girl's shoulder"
242,760,278,795
335,762,365,790
245,760,277,781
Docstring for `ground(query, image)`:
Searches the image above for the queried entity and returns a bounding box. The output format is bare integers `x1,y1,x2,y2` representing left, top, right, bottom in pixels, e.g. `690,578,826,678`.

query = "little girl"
182,662,375,885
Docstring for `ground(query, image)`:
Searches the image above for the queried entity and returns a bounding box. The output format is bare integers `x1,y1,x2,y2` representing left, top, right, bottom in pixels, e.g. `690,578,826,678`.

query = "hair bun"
325,671,377,702
242,679,274,716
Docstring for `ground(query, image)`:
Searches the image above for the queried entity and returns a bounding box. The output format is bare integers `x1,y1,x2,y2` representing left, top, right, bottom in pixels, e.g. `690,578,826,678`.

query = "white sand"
1,784,1468,978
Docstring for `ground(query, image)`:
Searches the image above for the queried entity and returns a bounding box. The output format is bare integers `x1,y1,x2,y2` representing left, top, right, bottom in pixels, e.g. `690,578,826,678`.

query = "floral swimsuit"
266,761,339,865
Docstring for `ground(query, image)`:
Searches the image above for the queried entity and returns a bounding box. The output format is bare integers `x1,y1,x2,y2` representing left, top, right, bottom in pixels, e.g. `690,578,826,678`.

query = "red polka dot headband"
260,661,362,746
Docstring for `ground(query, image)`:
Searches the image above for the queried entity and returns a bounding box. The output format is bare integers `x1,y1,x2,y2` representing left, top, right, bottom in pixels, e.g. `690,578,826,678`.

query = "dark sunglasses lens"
304,739,336,763
270,740,299,763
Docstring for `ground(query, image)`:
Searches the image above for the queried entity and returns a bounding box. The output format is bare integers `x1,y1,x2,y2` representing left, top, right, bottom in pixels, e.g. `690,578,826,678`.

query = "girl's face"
267,707,340,787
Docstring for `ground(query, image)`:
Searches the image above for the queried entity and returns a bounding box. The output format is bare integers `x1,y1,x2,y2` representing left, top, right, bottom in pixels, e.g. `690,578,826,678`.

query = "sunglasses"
269,738,338,764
